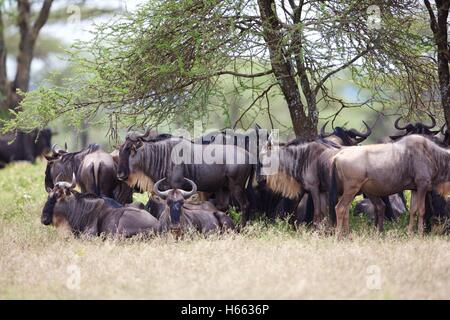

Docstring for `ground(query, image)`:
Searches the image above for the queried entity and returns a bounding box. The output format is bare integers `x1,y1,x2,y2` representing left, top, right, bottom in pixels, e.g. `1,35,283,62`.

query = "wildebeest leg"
230,184,250,227
310,189,322,227
214,189,230,212
408,191,418,234
416,189,428,236
367,196,385,232
335,188,359,238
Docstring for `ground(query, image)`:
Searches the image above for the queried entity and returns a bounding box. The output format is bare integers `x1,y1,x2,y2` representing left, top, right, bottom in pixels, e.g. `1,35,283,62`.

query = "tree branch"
32,0,53,39
314,47,372,95
424,0,438,35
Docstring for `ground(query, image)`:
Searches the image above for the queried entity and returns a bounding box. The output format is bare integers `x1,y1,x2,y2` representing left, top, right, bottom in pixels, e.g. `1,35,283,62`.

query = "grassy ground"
0,160,449,299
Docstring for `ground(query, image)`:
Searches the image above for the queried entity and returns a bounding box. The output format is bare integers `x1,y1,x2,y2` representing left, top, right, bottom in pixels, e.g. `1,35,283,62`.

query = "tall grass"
0,161,449,299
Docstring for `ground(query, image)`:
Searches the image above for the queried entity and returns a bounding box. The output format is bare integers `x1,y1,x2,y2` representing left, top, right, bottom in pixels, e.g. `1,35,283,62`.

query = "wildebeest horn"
154,178,172,199
351,121,372,142
424,112,437,129
179,178,197,199
51,144,67,155
394,116,409,131
320,121,333,138
54,173,77,190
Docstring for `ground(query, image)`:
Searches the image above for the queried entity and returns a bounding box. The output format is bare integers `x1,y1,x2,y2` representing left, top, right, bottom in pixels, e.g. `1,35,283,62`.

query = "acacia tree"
7,0,436,139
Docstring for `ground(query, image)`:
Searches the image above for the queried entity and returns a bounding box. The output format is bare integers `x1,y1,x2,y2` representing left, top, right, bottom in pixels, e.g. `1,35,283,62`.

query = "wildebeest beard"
265,141,330,199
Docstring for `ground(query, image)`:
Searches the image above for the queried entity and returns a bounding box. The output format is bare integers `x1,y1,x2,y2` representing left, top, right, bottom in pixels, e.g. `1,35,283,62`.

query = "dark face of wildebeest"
319,121,372,146
117,130,171,182
154,178,197,233
389,113,438,141
42,174,77,226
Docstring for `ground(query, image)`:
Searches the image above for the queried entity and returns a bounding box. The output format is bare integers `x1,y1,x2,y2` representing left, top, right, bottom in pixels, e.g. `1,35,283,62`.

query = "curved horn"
394,116,409,131
51,144,67,155
320,121,333,138
424,112,437,129
179,178,197,199
351,121,372,142
154,178,172,199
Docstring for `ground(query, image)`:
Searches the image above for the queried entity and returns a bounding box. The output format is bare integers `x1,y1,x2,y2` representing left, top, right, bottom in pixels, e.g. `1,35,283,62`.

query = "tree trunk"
436,2,450,128
425,0,450,128
257,0,316,140
0,0,53,112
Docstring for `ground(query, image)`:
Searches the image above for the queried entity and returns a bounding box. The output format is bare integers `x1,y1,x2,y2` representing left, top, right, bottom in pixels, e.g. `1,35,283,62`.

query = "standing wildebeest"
0,128,52,168
257,121,372,226
45,144,133,205
329,134,450,236
153,178,234,235
41,176,158,237
117,131,255,225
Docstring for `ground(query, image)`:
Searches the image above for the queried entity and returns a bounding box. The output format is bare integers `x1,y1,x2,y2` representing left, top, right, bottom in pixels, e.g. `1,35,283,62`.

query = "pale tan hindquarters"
266,171,302,199
127,170,155,194
436,182,450,197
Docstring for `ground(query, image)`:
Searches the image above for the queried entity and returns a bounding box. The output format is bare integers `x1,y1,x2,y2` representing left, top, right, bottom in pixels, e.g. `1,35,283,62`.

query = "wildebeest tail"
245,164,257,213
92,162,101,196
381,196,395,221
328,161,338,225
304,193,314,225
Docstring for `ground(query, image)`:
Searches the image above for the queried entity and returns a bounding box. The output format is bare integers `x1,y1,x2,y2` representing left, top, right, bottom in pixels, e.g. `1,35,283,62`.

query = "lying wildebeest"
117,130,255,226
45,144,133,205
0,128,52,168
329,134,450,236
354,193,406,221
41,176,158,237
153,178,234,235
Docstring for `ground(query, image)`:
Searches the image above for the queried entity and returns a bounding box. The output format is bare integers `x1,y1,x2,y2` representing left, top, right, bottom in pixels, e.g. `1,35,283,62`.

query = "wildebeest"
354,193,406,221
117,131,255,226
41,176,158,237
319,121,372,146
0,128,52,168
257,121,373,226
329,134,450,236
389,113,439,141
45,144,133,205
153,178,234,235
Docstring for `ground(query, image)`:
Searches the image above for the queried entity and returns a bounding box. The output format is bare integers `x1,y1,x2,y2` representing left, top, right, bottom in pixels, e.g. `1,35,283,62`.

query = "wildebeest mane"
61,191,106,233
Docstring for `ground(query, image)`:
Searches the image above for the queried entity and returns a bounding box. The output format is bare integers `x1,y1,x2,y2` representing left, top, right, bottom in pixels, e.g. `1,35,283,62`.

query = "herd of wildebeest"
3,113,450,238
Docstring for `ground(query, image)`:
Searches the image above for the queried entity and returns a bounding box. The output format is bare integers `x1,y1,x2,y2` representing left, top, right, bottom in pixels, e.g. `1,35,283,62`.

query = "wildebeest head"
44,144,68,190
117,128,172,182
32,128,52,158
320,121,372,146
116,131,149,181
154,177,197,232
390,113,438,140
41,173,76,225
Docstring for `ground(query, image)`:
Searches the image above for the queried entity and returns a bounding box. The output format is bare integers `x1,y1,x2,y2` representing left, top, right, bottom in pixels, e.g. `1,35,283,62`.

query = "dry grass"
0,161,449,299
